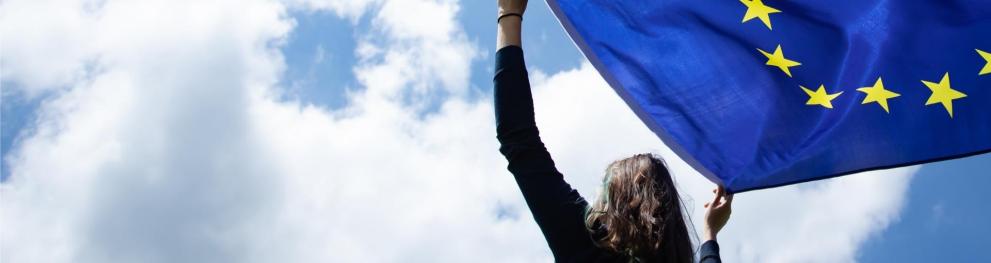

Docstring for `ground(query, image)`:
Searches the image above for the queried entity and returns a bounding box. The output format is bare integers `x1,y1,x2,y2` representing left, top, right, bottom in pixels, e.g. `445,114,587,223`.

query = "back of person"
493,1,733,262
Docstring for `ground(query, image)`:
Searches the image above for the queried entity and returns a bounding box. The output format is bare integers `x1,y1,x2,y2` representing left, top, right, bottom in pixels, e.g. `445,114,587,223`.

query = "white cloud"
353,0,476,102
1,0,915,263
714,168,915,263
0,0,98,95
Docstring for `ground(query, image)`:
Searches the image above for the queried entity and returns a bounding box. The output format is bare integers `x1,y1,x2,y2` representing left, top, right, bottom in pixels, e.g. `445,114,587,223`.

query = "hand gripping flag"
547,0,991,192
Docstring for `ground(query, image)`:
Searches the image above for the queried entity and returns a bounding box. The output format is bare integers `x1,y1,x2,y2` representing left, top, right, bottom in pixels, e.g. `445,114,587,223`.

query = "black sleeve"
494,46,597,260
699,240,722,263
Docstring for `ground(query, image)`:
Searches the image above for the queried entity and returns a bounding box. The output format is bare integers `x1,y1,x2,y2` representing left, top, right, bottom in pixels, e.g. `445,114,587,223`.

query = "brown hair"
585,153,694,262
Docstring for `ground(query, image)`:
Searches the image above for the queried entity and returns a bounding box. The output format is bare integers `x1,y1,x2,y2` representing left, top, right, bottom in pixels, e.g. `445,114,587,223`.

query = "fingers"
708,197,719,211
715,187,725,205
706,187,722,211
705,185,738,211
718,187,734,209
705,186,736,210
720,186,733,207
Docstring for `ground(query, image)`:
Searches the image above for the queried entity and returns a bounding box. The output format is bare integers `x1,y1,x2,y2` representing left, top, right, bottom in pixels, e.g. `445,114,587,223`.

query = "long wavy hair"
585,153,694,262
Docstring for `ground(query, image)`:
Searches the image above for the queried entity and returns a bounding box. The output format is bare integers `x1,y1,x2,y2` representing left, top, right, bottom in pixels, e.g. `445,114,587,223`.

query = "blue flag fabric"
547,0,991,192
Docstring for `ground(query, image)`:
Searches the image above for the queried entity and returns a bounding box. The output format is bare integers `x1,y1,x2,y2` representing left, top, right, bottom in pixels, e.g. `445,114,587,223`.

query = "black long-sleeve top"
494,45,721,263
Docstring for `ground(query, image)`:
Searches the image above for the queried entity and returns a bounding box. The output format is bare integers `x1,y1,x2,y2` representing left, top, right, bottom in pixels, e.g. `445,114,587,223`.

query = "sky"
1,0,989,262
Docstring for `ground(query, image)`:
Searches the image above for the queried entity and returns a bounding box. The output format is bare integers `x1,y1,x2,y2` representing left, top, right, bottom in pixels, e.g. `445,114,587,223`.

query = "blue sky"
2,0,989,262
1,83,41,180
279,10,360,109
860,154,991,262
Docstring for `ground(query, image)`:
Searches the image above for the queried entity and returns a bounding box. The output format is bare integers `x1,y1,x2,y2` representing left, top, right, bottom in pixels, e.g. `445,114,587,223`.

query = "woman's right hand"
498,0,528,17
703,186,733,241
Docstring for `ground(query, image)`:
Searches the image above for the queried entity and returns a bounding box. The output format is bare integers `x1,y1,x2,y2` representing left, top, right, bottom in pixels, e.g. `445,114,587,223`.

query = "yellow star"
801,84,843,109
740,0,781,30
921,72,967,118
758,45,801,77
856,77,900,113
978,49,991,75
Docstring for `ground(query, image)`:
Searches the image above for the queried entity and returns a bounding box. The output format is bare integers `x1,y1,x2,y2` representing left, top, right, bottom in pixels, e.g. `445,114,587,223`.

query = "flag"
547,0,991,192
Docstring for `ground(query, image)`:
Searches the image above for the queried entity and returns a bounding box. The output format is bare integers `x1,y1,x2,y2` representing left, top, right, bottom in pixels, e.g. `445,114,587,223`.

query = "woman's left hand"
703,186,733,241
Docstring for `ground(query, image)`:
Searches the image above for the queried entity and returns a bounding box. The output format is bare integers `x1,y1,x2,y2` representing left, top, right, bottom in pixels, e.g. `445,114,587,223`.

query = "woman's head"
586,153,694,262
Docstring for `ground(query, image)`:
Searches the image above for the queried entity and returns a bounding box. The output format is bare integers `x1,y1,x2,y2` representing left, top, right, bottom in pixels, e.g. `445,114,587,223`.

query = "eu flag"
547,0,991,192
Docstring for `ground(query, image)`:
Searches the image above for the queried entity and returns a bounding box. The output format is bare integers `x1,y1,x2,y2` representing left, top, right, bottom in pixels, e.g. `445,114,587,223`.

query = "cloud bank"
1,0,915,262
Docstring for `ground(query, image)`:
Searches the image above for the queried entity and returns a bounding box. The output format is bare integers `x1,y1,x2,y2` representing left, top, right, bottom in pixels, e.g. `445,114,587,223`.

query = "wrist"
496,15,522,49
497,13,522,24
703,228,717,241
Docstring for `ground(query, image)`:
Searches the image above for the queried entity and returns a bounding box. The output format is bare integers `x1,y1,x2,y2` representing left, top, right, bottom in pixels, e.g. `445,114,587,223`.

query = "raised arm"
494,0,597,260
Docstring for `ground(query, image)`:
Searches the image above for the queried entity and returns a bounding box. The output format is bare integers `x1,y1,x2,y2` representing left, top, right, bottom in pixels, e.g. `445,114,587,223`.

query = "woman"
493,0,732,262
